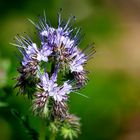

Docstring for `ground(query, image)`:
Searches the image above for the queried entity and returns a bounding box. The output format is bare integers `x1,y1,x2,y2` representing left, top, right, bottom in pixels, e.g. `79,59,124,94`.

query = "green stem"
49,132,57,140
39,119,46,140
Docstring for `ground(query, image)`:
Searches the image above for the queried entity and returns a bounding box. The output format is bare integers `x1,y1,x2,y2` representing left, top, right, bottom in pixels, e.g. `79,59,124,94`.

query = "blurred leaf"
0,59,11,87
11,109,39,140
0,101,8,107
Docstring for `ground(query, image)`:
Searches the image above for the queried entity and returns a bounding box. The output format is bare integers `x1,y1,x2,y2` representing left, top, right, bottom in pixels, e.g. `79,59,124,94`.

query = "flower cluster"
13,11,95,139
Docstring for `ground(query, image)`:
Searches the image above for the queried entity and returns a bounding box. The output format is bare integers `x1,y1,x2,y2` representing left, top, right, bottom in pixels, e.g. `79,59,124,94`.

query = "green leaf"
0,101,8,107
11,109,39,140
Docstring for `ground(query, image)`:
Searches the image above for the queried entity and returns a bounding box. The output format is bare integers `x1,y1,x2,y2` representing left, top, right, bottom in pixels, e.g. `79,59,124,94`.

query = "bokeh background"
0,0,140,140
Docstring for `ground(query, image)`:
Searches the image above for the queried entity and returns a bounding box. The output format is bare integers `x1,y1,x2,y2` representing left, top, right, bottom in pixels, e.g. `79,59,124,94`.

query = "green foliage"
61,125,78,140
11,109,39,140
0,101,8,107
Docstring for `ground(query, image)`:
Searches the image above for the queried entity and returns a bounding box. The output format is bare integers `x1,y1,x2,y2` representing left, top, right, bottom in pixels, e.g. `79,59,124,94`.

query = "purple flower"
39,72,57,95
22,43,39,66
12,12,95,139
69,49,86,73
33,14,95,86
53,81,72,102
40,27,75,50
34,14,79,62
13,12,95,133
39,43,53,62
14,34,53,67
38,71,72,102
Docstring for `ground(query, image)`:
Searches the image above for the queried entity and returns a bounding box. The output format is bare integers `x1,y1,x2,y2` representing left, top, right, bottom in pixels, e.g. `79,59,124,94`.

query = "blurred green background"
1,0,140,140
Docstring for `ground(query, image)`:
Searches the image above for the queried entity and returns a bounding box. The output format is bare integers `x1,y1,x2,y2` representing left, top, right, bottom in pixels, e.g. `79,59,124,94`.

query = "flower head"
13,11,95,139
38,70,72,102
33,65,73,117
32,13,95,88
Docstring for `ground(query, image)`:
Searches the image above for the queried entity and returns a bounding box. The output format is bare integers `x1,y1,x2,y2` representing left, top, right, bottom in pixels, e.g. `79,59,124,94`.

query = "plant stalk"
39,119,46,140
49,132,57,140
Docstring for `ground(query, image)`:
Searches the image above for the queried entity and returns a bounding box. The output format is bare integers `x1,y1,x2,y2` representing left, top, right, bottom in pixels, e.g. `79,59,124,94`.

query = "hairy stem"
49,132,57,140
39,119,46,140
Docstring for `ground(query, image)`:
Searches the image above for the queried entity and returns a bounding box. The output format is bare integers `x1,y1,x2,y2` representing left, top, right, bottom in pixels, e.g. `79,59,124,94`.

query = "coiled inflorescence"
13,11,95,139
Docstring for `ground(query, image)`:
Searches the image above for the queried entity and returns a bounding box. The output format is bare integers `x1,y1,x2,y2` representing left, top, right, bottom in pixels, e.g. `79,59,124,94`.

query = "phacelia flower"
13,36,40,97
32,12,95,87
38,65,72,101
33,66,73,117
13,10,95,140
